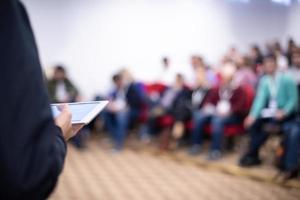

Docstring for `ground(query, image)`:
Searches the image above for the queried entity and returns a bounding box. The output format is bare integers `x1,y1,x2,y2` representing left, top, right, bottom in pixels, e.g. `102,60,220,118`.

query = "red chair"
144,82,168,95
138,82,168,124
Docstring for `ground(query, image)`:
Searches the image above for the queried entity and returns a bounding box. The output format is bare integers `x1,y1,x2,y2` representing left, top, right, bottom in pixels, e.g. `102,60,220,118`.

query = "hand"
275,110,285,121
55,104,74,141
72,124,84,134
244,115,255,129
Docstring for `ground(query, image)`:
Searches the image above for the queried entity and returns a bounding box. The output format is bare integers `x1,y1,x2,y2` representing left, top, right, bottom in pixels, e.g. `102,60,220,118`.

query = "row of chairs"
135,82,255,150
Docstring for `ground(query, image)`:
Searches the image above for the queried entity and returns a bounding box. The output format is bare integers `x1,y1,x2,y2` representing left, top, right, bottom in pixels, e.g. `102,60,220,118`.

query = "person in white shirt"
156,57,176,86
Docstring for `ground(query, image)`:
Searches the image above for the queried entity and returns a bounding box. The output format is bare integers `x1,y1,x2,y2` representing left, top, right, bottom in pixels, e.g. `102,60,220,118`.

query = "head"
112,73,124,89
229,46,237,53
190,55,204,70
119,68,133,85
274,41,282,53
263,55,277,75
220,62,236,85
292,49,300,68
250,45,261,57
174,73,185,88
162,57,170,69
53,65,67,81
288,38,296,49
235,56,252,69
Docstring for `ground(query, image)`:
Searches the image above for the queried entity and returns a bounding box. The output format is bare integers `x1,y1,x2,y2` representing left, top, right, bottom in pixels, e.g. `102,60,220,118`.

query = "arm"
282,77,298,115
249,77,269,118
0,1,66,199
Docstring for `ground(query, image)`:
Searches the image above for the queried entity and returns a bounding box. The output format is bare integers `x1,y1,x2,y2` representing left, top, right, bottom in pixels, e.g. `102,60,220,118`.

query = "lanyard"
267,74,280,99
219,87,233,101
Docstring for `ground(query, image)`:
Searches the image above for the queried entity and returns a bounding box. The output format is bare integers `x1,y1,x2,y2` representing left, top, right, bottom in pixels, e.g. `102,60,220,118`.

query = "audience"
239,55,299,175
190,64,248,160
46,38,300,179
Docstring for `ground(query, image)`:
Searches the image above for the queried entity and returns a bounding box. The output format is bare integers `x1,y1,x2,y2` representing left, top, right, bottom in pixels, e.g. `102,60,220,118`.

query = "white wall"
22,0,300,99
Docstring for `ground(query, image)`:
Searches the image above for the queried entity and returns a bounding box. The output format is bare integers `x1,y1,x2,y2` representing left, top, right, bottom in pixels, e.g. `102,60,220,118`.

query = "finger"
72,124,84,134
57,104,69,112
59,105,72,118
56,104,65,112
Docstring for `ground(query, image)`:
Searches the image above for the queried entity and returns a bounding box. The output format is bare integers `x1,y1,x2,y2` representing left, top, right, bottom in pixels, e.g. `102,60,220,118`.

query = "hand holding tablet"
51,101,109,125
52,101,108,140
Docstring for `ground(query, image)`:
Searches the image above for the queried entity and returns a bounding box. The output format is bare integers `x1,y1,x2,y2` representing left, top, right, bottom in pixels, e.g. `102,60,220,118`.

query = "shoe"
239,155,262,167
189,144,202,155
283,170,299,181
207,150,222,161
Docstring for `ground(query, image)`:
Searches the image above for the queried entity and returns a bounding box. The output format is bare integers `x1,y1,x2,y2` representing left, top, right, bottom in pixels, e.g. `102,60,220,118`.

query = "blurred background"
23,0,299,98
22,0,300,199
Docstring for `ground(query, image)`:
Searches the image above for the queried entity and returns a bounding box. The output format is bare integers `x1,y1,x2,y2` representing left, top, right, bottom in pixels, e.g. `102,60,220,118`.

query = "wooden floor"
49,137,300,200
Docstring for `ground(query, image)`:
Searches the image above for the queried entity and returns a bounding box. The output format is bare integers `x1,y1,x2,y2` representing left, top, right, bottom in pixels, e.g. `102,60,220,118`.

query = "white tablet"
51,101,109,124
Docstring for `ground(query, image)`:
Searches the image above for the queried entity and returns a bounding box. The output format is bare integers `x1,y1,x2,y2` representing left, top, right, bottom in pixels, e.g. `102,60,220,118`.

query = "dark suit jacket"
0,1,66,199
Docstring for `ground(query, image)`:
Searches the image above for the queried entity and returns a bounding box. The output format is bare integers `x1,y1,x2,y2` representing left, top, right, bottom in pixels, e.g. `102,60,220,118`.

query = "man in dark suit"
0,1,81,199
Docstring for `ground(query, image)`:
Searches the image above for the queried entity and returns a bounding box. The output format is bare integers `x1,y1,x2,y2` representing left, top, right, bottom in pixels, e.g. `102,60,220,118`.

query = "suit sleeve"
0,1,66,199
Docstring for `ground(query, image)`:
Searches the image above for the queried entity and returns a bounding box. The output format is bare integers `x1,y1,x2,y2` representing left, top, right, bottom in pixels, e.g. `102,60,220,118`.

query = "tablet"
51,101,109,124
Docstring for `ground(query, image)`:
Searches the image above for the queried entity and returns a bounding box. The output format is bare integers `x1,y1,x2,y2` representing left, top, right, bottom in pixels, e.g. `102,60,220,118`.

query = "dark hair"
162,57,169,63
112,74,121,83
176,73,184,80
264,54,276,62
252,45,262,55
55,65,66,73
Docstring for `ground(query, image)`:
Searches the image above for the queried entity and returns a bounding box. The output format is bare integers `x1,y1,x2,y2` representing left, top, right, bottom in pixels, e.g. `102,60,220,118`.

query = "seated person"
188,55,219,88
104,72,147,151
145,74,192,148
239,55,299,177
47,65,79,103
189,64,248,160
234,56,258,88
288,48,300,97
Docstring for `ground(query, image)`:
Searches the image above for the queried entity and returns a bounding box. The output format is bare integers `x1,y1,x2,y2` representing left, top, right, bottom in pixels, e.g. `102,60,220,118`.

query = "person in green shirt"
239,55,300,179
47,65,79,103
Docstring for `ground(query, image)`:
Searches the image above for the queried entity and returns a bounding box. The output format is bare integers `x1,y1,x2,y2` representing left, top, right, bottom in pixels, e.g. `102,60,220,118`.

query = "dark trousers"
247,117,300,171
284,120,300,171
191,112,242,151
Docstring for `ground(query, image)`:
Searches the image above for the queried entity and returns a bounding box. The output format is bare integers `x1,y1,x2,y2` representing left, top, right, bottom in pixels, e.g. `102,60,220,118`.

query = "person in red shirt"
189,63,248,160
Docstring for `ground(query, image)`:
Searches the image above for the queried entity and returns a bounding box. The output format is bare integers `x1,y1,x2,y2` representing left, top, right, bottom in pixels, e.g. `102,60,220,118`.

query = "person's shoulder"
281,72,295,82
